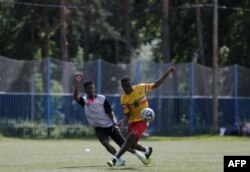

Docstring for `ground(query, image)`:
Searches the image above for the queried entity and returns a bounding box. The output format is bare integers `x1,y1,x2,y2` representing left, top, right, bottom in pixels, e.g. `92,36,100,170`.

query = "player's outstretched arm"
104,99,117,125
117,113,130,126
73,73,82,102
106,111,119,133
152,66,175,89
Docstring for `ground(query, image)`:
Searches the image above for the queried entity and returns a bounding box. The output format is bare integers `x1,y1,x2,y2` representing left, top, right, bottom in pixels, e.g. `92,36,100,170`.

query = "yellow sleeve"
139,83,154,93
145,83,154,92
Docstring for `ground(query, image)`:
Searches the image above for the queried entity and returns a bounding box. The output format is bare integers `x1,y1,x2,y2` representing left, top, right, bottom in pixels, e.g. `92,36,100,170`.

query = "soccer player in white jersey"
73,73,148,166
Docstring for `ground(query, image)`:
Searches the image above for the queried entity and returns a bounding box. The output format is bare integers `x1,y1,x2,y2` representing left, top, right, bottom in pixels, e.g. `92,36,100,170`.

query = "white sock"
113,155,118,161
145,147,150,154
134,150,142,157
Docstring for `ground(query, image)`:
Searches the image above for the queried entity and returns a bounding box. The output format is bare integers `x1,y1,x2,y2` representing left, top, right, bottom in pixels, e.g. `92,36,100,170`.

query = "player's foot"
146,156,152,164
107,158,116,167
145,147,153,159
116,158,125,166
137,151,150,165
107,158,125,167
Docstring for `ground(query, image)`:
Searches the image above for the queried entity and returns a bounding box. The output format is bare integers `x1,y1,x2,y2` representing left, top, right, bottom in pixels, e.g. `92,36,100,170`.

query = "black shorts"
95,126,125,147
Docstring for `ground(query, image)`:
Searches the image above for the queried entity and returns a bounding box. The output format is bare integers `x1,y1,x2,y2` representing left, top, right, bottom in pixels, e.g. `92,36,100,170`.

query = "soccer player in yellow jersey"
107,66,175,167
120,83,154,123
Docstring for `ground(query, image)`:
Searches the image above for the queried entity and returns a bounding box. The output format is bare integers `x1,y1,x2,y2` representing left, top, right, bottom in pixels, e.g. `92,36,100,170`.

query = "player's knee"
127,132,138,147
129,131,137,140
100,140,109,147
117,141,124,147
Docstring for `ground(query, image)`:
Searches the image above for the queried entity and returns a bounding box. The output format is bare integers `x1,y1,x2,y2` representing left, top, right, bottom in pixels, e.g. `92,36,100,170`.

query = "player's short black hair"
83,80,94,88
120,76,131,83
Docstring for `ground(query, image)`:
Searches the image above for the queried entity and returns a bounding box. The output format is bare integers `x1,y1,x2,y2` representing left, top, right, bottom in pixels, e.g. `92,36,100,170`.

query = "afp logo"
224,156,250,172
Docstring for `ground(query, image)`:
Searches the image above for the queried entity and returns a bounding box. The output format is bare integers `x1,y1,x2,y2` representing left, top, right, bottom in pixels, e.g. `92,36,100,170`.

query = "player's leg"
109,126,139,154
110,129,148,165
145,147,153,159
134,143,153,160
131,121,153,159
107,131,138,167
109,127,125,148
95,127,117,155
97,126,125,166
134,143,146,152
107,121,150,167
131,121,153,163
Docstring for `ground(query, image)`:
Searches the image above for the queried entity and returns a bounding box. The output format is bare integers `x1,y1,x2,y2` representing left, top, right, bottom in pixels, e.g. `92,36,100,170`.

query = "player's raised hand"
167,66,175,74
74,73,82,84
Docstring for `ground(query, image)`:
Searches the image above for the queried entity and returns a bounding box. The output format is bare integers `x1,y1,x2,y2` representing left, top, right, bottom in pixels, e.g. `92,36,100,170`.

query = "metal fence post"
189,63,194,134
234,64,238,122
30,68,35,121
97,59,102,94
155,62,162,133
47,57,51,137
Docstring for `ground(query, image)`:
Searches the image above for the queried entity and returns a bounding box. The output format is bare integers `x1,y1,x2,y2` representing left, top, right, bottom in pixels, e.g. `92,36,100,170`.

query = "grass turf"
0,136,249,172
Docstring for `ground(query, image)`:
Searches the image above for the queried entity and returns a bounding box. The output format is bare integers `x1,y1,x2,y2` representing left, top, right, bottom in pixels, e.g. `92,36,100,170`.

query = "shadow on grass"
62,165,141,171
62,165,106,169
109,167,140,171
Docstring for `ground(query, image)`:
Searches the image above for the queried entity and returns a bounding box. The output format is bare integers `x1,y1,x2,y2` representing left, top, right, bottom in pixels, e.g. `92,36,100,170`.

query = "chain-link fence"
0,55,250,135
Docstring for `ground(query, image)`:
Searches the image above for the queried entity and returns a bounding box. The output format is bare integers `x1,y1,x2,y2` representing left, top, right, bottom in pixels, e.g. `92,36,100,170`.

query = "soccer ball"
140,108,155,122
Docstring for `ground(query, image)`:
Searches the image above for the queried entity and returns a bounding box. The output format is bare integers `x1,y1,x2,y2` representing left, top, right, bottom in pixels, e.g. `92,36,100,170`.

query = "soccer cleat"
107,158,125,167
116,158,126,166
146,156,152,164
145,147,153,159
107,158,117,167
137,151,150,165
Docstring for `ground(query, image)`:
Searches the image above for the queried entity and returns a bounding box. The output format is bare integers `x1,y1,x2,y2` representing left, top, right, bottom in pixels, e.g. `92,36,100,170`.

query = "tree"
41,0,50,93
30,0,36,58
123,0,131,63
194,0,205,65
59,0,69,61
42,0,50,58
59,0,70,93
0,0,250,67
83,0,91,61
162,0,171,63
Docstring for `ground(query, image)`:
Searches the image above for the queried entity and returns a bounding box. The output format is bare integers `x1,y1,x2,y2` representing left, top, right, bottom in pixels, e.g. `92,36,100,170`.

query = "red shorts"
128,120,147,141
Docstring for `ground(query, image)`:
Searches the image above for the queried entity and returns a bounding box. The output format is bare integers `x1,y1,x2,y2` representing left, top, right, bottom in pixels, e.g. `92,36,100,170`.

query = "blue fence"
1,56,250,135
1,93,250,135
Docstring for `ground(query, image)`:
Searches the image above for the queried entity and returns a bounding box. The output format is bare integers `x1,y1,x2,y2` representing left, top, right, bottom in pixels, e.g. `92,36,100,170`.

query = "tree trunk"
123,0,131,63
59,0,70,93
194,0,205,65
212,0,219,134
42,0,50,59
194,0,210,123
42,0,50,93
162,0,170,63
83,0,91,61
30,0,35,59
59,0,69,61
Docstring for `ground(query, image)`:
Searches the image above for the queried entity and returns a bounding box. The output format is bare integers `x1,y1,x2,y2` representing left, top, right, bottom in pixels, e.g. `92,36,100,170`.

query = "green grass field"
0,136,249,172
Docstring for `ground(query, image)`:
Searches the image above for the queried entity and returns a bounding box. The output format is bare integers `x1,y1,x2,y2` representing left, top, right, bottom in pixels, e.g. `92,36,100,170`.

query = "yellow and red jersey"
120,83,154,123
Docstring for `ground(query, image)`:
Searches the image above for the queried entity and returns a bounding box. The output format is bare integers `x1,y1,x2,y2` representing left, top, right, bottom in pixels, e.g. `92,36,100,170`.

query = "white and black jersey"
77,94,117,128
